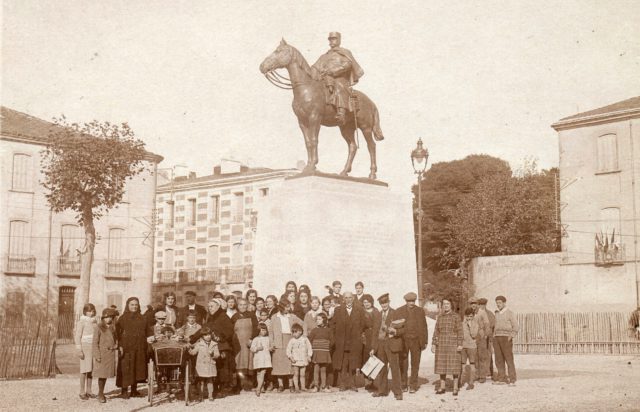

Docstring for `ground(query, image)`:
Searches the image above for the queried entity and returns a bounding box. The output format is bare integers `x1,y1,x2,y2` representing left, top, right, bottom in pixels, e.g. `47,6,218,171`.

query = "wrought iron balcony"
595,243,625,266
205,267,222,283
5,255,36,276
226,264,253,284
105,259,132,280
56,256,81,277
157,270,177,283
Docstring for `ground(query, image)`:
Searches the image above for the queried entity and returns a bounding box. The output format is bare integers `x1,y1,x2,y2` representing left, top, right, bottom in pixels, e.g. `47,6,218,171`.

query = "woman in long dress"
116,297,148,398
269,303,304,391
432,297,463,396
231,298,258,392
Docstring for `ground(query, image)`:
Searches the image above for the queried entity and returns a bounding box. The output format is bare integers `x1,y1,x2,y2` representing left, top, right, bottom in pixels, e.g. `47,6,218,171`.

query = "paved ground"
1,344,638,411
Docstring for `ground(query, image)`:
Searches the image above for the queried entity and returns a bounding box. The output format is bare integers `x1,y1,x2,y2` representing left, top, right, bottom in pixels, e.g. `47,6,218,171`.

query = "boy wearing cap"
493,295,518,386
396,292,428,393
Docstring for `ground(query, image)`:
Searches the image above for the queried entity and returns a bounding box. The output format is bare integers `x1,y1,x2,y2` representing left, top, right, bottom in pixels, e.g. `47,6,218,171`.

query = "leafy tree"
413,155,511,278
442,160,560,272
41,117,148,314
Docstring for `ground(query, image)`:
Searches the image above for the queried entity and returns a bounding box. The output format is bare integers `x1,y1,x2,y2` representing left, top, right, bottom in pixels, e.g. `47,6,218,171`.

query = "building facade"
472,96,640,312
152,161,299,306
0,107,162,324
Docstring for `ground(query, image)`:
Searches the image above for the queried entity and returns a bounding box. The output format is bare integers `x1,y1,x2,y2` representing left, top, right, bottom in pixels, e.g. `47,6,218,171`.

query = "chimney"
240,165,249,173
213,165,221,175
188,171,196,179
220,158,242,174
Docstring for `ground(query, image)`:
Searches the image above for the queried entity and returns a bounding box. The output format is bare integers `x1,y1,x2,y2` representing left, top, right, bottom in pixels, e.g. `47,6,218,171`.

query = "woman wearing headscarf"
231,297,259,392
432,297,463,396
115,297,148,398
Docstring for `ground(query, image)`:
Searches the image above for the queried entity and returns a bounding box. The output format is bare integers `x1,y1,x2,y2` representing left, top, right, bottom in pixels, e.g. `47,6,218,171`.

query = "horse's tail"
372,106,384,141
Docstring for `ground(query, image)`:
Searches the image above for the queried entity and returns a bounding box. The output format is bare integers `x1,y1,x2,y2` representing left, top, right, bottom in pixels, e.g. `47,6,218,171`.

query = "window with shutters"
210,195,220,223
188,199,196,226
596,134,618,173
232,192,244,223
186,247,196,268
231,242,243,266
6,291,25,321
108,228,124,260
60,224,82,258
208,245,219,268
167,201,175,228
164,249,175,269
12,153,32,191
9,220,29,256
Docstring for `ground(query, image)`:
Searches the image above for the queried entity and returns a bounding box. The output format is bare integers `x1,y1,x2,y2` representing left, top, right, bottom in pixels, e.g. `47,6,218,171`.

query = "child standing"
189,327,221,402
461,307,479,390
286,323,312,393
250,323,272,397
308,312,333,392
75,303,97,400
303,296,323,335
92,308,118,403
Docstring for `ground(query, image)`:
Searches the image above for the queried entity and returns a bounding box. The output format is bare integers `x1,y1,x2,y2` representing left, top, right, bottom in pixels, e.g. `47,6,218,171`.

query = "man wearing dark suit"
355,281,366,306
396,292,428,393
331,291,369,391
177,290,207,327
370,293,404,400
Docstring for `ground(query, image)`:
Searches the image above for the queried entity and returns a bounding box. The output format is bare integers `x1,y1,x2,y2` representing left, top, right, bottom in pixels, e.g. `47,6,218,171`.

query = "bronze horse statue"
259,40,384,179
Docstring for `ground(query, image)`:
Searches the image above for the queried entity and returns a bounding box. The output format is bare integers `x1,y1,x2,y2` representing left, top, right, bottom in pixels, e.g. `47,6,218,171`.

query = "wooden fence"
0,314,57,379
513,312,640,355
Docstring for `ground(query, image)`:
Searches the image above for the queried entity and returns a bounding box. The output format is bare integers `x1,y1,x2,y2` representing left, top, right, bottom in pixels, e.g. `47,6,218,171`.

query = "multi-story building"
152,160,299,306
0,106,162,324
552,96,640,307
472,96,640,312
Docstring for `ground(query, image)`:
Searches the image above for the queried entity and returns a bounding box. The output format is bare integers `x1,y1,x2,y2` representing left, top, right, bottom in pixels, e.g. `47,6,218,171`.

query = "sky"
2,0,639,196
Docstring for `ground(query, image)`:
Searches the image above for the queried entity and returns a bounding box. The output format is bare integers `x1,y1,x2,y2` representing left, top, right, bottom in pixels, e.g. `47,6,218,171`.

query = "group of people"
74,279,519,403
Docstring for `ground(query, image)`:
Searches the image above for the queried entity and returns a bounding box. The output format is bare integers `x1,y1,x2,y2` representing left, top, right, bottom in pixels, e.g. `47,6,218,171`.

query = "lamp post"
411,138,429,306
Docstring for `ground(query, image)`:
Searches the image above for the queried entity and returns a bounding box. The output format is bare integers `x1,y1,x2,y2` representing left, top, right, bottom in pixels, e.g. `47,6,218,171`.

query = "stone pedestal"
253,173,417,305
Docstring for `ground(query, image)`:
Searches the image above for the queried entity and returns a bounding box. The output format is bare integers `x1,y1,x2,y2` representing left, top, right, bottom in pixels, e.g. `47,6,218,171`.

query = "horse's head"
259,39,294,74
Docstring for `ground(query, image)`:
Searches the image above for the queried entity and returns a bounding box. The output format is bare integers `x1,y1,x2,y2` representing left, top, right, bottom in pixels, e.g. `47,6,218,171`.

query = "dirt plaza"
1,351,638,412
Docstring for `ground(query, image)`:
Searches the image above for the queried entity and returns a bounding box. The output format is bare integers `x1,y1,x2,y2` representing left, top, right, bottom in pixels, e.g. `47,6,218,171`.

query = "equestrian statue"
259,32,384,180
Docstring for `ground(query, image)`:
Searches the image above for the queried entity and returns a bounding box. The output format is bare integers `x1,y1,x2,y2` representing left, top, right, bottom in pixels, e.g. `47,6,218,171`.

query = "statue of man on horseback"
312,32,364,125
259,36,384,180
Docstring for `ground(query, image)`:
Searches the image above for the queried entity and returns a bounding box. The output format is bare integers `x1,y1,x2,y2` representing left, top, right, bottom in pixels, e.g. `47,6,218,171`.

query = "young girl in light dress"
75,303,97,400
250,323,272,397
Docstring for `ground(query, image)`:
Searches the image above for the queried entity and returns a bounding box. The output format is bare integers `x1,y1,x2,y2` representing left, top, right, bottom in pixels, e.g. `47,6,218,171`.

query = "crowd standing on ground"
73,280,520,404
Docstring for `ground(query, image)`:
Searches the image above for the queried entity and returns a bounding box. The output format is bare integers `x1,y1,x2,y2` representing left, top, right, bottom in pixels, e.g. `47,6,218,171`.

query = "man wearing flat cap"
370,293,404,400
177,290,207,328
312,32,364,125
468,297,490,383
395,292,428,393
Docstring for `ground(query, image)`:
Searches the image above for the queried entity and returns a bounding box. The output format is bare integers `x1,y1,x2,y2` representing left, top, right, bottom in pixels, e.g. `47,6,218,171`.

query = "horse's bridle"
265,70,293,89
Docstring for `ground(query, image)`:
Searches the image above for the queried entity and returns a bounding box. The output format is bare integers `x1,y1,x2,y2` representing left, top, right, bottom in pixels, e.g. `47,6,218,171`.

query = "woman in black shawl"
115,297,148,398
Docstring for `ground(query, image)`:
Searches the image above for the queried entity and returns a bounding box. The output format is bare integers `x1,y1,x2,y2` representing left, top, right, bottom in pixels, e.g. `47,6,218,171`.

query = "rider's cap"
328,32,341,40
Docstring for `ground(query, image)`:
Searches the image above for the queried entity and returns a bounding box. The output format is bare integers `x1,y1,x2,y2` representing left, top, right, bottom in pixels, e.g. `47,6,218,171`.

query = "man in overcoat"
331,291,369,391
370,293,404,400
177,290,207,327
396,292,428,393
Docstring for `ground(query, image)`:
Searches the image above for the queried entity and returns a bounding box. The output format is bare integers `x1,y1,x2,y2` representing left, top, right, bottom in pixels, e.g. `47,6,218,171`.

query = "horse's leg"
298,121,315,173
338,125,357,176
361,126,377,179
308,114,322,169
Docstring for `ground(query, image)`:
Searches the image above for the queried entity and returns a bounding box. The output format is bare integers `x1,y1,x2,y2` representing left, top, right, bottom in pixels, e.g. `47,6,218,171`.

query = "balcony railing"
105,259,132,280
179,269,198,283
56,256,81,277
205,267,222,283
226,265,253,284
5,255,36,275
595,243,625,266
158,270,177,283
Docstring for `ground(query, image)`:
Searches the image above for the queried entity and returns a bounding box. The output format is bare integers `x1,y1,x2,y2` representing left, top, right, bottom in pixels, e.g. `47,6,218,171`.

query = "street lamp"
411,138,429,306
